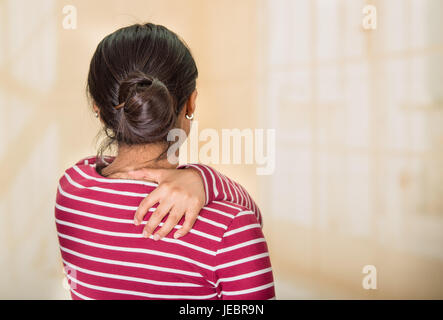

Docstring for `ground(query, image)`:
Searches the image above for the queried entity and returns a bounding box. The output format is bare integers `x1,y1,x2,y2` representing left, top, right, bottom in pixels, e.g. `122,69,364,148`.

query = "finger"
153,206,183,240
142,202,172,239
127,168,166,183
173,209,199,239
134,188,161,225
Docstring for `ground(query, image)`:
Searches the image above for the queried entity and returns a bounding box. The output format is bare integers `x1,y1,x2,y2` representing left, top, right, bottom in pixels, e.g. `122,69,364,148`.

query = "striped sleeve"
178,164,263,226
212,211,275,300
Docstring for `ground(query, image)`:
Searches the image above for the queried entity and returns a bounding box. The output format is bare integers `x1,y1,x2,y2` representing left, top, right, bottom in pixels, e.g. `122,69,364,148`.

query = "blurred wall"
257,0,443,299
0,0,442,299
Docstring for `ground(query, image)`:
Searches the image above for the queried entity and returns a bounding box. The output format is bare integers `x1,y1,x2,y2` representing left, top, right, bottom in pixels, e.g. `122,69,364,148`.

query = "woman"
55,23,274,300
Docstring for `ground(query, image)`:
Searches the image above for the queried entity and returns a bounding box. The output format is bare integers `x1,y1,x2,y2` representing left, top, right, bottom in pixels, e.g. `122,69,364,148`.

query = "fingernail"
143,231,150,238
134,219,139,226
153,234,161,241
174,232,181,239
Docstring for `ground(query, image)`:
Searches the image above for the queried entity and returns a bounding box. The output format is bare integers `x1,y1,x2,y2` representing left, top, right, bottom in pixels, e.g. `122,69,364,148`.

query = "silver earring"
185,113,194,120
95,112,99,118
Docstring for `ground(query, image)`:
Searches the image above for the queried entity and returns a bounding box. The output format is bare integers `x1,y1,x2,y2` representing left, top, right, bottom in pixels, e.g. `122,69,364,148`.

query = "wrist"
182,167,208,206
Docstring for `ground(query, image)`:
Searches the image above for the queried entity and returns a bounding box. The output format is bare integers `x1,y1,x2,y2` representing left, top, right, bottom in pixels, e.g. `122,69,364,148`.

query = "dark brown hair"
87,23,198,168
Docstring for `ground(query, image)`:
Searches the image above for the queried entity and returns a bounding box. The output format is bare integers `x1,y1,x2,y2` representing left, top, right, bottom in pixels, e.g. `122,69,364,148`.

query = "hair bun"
115,71,176,144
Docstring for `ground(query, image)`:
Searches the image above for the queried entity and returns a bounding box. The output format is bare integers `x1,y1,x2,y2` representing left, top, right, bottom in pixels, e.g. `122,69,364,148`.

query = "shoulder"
58,156,99,185
58,156,97,192
74,155,99,167
196,200,261,239
58,156,103,191
56,156,157,201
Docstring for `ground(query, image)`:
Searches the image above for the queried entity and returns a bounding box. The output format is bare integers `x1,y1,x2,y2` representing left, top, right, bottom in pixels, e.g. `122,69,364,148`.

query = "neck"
101,143,177,178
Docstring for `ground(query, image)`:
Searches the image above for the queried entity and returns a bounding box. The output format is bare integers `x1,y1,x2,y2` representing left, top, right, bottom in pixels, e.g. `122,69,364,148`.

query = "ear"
93,104,100,113
185,89,198,118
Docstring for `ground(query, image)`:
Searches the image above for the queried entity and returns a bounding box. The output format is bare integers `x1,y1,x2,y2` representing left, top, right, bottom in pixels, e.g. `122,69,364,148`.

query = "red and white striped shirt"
55,157,275,300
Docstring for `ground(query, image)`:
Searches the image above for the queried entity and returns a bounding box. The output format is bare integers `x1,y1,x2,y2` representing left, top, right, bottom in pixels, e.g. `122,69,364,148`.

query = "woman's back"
55,157,275,300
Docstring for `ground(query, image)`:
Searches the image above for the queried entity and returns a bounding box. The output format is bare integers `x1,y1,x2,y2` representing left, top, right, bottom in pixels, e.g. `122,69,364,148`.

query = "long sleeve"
178,164,263,226
212,210,275,300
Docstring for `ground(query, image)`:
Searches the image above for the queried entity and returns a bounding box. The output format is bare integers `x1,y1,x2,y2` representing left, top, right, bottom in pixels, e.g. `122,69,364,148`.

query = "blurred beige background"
0,0,442,299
